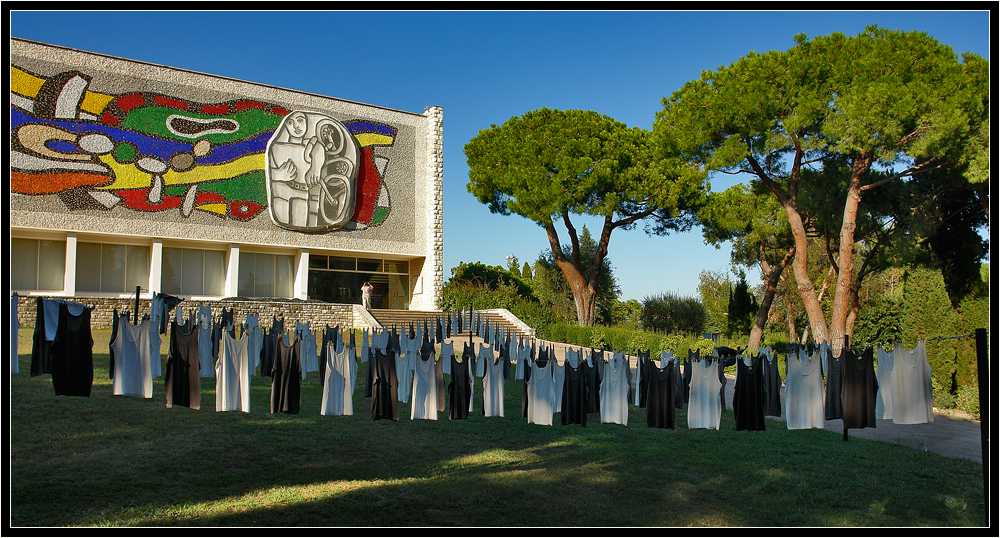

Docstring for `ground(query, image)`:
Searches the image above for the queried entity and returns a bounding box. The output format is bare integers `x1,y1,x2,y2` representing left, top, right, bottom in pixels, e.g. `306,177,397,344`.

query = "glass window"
38,240,67,291
237,252,254,297
357,258,382,272
237,252,294,298
383,260,409,274
204,250,225,296
11,239,38,290
14,238,66,292
254,253,274,297
161,247,182,295
275,254,293,298
307,268,409,309
125,245,150,292
308,255,328,270
77,242,147,293
100,244,126,293
162,247,224,296
76,242,102,292
182,249,205,295
329,256,355,271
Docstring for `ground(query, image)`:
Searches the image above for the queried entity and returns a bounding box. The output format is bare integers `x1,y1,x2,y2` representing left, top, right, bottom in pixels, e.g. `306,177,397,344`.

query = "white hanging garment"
551,345,566,413
784,348,826,430
600,351,631,426
410,344,438,420
891,340,934,425
197,305,214,378
216,331,250,412
245,313,262,375
395,333,417,403
476,343,504,417
11,293,21,374
526,354,555,426
687,356,723,429
321,339,357,416
111,314,153,398
875,344,894,420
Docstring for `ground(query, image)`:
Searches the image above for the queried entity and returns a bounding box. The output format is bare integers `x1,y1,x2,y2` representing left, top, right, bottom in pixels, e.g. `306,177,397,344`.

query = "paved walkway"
719,373,985,464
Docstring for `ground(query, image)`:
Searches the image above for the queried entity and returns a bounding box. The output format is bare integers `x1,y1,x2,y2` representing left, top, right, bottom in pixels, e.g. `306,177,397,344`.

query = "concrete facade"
10,38,443,313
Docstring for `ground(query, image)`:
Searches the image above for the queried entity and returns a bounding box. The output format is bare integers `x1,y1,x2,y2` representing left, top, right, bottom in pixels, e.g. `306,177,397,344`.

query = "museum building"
10,38,444,319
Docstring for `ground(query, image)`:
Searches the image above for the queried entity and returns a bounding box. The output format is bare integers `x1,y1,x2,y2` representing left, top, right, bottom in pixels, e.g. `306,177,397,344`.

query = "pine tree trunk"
748,246,795,352
573,285,598,327
783,204,830,345
829,171,866,355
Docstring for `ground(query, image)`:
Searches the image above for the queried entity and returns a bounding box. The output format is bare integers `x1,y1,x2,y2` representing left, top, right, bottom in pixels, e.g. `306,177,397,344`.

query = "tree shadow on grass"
10,355,986,528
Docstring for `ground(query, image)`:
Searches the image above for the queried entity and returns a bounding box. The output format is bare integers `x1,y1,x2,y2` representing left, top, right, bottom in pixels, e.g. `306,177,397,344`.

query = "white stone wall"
11,38,445,310
410,105,444,311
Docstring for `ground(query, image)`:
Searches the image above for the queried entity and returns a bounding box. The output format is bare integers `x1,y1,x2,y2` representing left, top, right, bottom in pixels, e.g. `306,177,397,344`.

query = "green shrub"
955,385,980,419
640,292,707,335
538,323,717,357
931,377,956,409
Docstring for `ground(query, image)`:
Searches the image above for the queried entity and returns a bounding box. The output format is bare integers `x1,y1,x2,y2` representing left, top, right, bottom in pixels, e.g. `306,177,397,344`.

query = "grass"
9,328,986,527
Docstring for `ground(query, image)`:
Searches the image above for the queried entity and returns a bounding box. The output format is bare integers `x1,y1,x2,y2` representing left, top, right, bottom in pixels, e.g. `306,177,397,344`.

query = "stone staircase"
367,309,534,340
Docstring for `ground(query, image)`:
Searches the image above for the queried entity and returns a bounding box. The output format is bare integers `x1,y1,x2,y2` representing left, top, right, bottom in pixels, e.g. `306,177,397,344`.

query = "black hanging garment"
30,298,55,377
166,319,200,410
318,325,331,386
824,349,846,420
637,350,651,409
645,360,676,429
221,307,235,337
684,350,698,405
761,352,783,417
211,318,222,360
841,347,879,429
561,362,589,427
371,348,400,421
584,351,601,414
449,343,474,420
498,341,511,381
389,328,401,356
260,330,273,379
270,336,302,414
734,355,767,431
672,358,685,410
422,339,446,413
50,302,94,397
109,307,119,379
260,317,282,378
364,332,376,398
718,357,729,412
154,292,183,335
522,344,536,419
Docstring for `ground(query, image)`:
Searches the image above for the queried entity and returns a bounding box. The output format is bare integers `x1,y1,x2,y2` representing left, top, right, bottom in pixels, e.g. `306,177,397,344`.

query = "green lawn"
9,328,986,527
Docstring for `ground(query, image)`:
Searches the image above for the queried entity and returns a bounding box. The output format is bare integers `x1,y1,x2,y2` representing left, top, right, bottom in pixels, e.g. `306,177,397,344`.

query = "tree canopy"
465,107,707,326
655,25,989,350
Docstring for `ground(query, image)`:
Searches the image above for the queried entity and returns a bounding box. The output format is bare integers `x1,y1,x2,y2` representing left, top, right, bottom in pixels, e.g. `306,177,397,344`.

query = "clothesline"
927,333,976,341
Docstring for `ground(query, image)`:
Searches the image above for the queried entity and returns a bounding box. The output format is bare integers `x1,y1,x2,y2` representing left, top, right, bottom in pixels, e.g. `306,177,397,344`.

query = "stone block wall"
14,295,361,331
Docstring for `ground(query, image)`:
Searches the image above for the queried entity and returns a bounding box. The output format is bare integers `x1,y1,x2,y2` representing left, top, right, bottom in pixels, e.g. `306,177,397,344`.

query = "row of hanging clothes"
26,295,96,397
15,295,937,432
780,338,934,431
17,292,182,398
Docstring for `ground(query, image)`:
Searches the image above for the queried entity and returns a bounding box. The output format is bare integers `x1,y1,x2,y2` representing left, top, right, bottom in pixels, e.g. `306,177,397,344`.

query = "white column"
148,239,163,295
225,244,240,297
293,249,309,300
63,233,77,297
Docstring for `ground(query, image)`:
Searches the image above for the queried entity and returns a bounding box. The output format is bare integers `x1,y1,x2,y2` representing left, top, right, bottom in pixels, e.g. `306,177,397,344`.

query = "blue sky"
10,10,991,301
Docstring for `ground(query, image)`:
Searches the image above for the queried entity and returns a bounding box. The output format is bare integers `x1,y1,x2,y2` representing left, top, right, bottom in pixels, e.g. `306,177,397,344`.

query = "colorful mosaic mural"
10,65,396,230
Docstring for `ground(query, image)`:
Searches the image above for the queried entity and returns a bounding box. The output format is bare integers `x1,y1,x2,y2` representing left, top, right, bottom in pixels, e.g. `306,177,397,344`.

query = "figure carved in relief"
266,111,359,231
